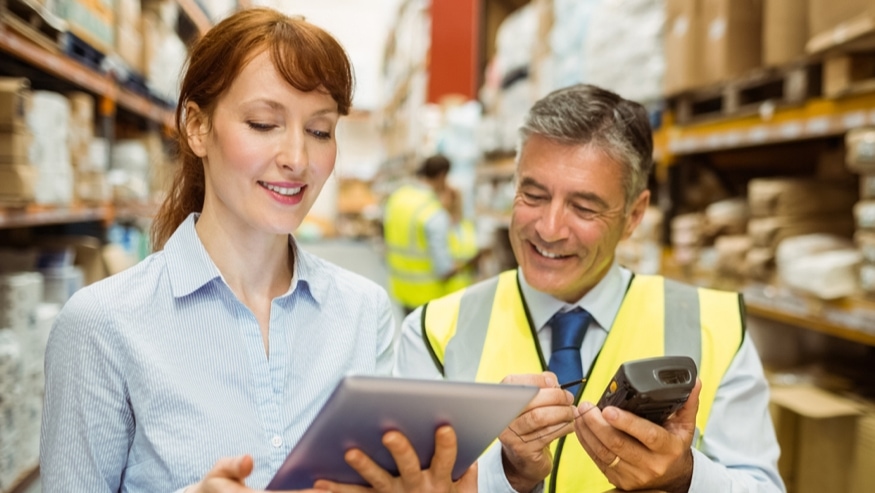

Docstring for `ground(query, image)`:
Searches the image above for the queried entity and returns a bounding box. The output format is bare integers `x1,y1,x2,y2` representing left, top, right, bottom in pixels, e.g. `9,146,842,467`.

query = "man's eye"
573,204,597,215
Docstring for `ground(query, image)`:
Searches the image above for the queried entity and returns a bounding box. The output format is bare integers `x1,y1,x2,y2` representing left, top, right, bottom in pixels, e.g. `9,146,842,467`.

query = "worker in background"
393,84,785,493
383,154,474,314
440,185,482,293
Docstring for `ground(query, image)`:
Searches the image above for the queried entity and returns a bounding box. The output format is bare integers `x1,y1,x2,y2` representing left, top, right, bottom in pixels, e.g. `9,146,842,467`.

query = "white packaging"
0,272,43,331
776,234,861,300
585,0,666,104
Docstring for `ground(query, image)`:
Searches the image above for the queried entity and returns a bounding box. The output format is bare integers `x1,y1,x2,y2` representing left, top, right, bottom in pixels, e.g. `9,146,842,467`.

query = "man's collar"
518,261,630,332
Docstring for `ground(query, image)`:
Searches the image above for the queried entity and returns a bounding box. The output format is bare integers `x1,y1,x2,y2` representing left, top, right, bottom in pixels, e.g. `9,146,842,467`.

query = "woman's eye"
309,129,332,140
247,121,275,132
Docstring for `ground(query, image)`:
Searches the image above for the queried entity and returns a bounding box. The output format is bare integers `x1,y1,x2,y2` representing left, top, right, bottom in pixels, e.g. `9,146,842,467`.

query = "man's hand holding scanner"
573,379,703,493
499,372,576,493
315,426,476,493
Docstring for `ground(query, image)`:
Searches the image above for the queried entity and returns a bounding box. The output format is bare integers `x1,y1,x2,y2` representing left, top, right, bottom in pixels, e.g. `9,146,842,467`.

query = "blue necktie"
548,308,591,396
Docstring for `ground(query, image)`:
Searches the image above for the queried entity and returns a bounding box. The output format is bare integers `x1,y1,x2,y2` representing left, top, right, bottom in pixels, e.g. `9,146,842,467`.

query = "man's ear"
185,102,208,158
621,189,651,241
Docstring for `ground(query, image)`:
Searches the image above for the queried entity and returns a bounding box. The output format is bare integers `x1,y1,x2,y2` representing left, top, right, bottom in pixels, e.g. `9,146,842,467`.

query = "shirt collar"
164,213,322,304
518,261,632,333
165,213,222,298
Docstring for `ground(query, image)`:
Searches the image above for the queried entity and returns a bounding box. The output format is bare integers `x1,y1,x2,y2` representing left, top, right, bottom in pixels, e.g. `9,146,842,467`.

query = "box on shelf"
664,0,706,94
0,78,32,132
860,262,875,294
763,0,808,67
748,215,856,250
0,131,32,164
56,0,116,55
0,164,37,204
807,0,874,40
114,0,143,73
823,52,875,98
846,127,875,173
748,178,858,217
853,200,875,229
702,0,764,85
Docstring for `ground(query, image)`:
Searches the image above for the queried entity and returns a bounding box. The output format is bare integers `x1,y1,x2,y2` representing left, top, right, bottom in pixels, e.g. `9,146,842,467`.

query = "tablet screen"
267,376,538,490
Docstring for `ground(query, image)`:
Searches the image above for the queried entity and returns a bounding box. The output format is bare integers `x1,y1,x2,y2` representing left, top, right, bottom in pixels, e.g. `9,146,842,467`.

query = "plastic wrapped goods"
585,0,666,104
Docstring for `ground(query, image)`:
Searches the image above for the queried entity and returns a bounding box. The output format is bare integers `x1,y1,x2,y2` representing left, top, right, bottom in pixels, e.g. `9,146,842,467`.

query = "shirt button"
271,435,283,448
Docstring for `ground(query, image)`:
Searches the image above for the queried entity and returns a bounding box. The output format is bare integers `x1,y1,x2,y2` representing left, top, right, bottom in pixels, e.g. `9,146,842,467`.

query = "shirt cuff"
477,442,545,493
688,447,724,493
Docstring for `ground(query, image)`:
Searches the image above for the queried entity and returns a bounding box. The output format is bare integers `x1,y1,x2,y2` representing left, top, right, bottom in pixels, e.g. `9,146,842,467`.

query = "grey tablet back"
267,375,538,490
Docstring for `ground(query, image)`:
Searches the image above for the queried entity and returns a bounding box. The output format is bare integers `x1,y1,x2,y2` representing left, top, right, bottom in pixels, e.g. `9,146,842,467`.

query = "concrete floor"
18,237,396,493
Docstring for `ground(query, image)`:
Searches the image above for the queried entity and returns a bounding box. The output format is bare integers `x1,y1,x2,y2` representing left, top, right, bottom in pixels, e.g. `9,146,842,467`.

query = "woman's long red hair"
150,7,354,250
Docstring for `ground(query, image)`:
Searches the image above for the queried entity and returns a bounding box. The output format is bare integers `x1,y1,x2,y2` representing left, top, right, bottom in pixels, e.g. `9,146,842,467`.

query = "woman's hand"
313,425,476,493
187,455,330,493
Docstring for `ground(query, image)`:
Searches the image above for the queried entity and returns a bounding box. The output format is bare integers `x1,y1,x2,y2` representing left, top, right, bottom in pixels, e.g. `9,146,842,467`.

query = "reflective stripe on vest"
446,219,479,294
384,185,446,307
422,270,743,493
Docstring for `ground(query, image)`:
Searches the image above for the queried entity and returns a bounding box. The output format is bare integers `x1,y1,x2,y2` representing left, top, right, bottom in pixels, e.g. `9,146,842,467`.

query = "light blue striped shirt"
40,214,396,492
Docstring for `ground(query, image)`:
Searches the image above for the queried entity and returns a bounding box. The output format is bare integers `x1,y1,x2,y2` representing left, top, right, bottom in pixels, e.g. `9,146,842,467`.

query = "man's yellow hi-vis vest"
384,184,446,308
421,270,744,493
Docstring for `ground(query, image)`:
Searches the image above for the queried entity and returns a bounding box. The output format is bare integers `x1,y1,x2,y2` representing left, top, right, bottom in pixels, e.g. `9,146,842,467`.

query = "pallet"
668,64,822,125
0,0,65,53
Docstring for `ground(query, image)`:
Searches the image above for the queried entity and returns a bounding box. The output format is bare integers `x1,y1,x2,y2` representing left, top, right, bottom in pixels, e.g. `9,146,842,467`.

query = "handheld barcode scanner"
596,355,697,425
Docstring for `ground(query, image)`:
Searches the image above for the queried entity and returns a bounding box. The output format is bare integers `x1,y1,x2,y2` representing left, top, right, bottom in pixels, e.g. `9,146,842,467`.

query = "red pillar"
428,0,480,103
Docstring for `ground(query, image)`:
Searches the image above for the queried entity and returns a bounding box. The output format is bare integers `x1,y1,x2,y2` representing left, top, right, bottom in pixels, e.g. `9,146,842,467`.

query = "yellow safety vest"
422,270,744,493
383,184,447,308
446,219,478,294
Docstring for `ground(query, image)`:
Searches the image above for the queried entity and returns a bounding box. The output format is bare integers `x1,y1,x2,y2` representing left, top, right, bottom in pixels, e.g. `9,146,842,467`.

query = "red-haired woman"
41,8,470,493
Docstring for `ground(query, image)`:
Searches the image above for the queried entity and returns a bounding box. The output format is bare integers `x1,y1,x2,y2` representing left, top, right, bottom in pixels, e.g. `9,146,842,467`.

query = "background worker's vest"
383,185,446,308
446,219,478,294
422,270,744,493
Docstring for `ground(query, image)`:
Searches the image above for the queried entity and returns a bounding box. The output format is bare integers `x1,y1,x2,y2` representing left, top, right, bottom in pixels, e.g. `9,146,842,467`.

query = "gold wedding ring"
608,455,621,468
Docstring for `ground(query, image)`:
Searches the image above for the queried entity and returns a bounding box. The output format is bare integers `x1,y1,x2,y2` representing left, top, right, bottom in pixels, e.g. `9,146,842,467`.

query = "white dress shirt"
41,214,396,492
393,262,785,493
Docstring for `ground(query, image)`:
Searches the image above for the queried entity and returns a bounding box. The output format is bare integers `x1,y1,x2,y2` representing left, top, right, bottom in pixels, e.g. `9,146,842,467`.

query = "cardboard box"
748,178,858,217
114,0,143,73
0,78,31,131
823,52,875,98
0,131,32,163
747,215,856,249
702,0,764,85
763,0,808,67
770,385,863,493
664,0,706,94
846,127,875,173
808,0,874,38
0,164,37,203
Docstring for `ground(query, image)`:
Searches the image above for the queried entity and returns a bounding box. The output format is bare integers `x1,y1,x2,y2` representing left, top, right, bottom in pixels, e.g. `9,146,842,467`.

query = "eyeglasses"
559,378,588,390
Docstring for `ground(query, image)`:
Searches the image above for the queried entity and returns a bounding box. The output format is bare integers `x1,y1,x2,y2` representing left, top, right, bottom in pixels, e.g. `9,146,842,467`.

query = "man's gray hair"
517,84,654,210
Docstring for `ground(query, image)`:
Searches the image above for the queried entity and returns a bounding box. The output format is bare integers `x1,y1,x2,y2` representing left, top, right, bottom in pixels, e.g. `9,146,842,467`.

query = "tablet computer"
266,375,538,490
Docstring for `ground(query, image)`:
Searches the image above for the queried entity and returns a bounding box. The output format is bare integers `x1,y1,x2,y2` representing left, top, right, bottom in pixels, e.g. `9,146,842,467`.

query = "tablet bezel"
266,375,538,490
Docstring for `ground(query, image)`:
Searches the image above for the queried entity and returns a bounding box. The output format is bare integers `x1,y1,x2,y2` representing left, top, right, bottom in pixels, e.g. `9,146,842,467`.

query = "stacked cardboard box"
56,0,116,55
763,0,808,67
746,177,857,282
846,128,875,295
665,0,765,93
114,0,143,74
0,78,35,205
